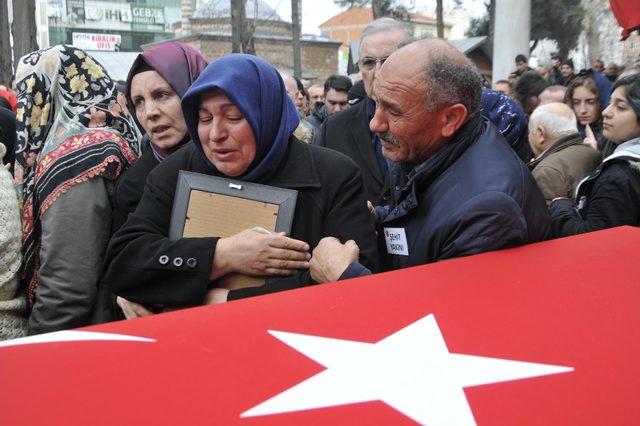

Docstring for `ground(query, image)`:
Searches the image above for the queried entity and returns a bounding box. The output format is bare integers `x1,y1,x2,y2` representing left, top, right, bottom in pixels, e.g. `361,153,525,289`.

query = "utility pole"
291,0,301,79
492,0,530,83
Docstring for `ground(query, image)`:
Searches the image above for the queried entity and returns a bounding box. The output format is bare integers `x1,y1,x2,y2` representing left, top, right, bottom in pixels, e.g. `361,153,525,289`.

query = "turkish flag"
1,227,639,425
610,0,640,39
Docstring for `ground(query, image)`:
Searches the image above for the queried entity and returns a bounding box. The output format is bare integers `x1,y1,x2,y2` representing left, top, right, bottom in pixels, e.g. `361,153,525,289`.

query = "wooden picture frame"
169,170,298,290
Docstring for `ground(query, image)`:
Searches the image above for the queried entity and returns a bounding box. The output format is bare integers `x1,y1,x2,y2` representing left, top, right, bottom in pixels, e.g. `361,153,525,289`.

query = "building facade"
152,0,341,82
45,0,196,51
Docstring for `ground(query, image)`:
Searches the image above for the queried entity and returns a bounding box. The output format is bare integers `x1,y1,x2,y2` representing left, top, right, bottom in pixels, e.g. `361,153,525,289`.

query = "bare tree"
436,0,443,38
231,0,243,53
0,0,12,85
291,0,301,79
11,0,38,68
241,0,255,55
231,0,256,55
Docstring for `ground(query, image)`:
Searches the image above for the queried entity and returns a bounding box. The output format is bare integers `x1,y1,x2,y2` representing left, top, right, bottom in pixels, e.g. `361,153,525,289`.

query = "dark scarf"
125,42,208,161
181,54,300,183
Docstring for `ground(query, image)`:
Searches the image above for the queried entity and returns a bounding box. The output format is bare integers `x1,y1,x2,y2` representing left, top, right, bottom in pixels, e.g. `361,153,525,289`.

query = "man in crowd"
527,103,601,204
560,59,577,86
513,71,549,116
549,54,562,82
308,84,324,107
539,85,567,104
304,75,352,140
515,54,532,76
491,79,512,97
309,38,549,282
605,62,620,82
593,59,605,74
315,18,412,205
281,72,315,142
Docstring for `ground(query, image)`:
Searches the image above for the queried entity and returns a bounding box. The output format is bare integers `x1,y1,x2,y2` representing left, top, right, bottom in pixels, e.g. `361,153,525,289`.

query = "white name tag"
384,227,409,256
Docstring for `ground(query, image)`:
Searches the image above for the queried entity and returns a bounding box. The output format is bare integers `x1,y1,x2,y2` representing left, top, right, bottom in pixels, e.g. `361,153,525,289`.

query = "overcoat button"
158,255,169,265
173,257,184,268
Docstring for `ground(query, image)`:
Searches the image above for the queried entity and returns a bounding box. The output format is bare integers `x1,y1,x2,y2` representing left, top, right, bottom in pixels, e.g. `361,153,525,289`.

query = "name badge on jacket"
384,227,409,256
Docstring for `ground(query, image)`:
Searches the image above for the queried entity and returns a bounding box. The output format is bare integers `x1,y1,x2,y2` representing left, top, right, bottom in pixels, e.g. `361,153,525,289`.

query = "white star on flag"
242,314,573,425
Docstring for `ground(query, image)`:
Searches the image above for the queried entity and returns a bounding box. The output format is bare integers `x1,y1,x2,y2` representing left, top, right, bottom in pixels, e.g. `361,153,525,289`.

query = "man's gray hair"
529,103,578,139
360,17,412,44
424,50,483,119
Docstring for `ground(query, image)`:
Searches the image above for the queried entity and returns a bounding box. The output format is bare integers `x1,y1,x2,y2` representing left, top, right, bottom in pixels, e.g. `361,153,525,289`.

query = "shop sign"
72,32,122,51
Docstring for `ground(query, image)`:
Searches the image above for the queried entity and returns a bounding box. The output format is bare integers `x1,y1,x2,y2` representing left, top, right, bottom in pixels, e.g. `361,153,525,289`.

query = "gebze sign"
72,32,121,51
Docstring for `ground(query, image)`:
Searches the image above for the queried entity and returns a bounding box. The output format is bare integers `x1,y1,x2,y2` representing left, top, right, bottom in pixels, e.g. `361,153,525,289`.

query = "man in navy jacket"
309,39,550,282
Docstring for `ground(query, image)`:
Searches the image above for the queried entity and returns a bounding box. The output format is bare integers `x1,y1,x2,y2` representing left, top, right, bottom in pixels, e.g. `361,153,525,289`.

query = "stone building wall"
153,34,341,82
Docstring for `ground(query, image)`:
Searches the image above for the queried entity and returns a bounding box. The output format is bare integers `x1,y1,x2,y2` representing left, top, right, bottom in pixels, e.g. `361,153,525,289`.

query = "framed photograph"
169,170,298,290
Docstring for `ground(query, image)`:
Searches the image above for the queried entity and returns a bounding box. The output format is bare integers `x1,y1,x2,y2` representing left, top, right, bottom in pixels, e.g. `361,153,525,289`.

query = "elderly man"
314,18,412,205
527,103,601,204
309,39,549,282
539,85,566,104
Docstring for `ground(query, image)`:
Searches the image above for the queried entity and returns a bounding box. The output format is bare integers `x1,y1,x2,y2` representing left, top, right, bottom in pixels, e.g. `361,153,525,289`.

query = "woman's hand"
211,229,310,280
204,288,230,305
583,124,598,151
117,296,154,320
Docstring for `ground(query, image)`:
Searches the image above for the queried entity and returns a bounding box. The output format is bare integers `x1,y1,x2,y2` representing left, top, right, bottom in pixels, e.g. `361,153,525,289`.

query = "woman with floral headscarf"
103,54,377,310
14,45,141,334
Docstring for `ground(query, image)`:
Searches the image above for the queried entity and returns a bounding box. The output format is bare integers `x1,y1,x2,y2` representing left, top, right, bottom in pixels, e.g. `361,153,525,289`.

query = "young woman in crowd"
111,42,207,232
103,54,377,312
14,45,140,334
550,73,640,236
564,76,604,148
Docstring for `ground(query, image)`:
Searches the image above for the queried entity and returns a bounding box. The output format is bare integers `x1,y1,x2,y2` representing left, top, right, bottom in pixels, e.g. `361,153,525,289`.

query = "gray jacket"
28,178,114,334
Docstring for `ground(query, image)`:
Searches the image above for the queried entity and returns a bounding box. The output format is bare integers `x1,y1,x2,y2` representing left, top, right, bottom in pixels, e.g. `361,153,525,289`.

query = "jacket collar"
575,137,640,199
267,138,322,189
528,133,583,169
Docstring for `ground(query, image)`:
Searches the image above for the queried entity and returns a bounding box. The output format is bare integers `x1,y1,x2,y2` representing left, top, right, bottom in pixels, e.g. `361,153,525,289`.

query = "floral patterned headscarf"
14,45,141,305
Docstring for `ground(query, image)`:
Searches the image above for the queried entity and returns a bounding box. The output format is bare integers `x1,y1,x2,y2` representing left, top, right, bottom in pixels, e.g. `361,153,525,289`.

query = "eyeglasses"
358,56,390,71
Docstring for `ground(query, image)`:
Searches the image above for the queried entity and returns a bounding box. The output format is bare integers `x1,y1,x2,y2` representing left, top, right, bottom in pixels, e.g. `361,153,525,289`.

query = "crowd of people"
0,17,639,340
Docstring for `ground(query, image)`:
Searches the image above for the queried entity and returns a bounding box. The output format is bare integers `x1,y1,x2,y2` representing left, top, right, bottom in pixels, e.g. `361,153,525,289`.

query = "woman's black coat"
111,147,159,234
103,138,379,305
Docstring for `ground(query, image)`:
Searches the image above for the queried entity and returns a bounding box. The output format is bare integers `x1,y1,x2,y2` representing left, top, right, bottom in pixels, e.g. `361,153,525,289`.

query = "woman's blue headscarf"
181,54,300,182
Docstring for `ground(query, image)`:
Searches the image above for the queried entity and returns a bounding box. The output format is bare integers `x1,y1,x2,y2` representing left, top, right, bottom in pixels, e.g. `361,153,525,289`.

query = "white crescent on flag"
0,330,156,348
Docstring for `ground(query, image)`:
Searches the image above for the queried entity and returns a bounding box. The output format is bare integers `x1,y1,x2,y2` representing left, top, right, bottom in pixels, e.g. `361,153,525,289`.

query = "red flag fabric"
1,226,640,425
610,0,640,40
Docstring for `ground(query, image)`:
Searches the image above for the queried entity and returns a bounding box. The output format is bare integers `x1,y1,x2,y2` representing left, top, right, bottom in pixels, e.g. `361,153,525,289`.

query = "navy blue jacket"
343,118,550,277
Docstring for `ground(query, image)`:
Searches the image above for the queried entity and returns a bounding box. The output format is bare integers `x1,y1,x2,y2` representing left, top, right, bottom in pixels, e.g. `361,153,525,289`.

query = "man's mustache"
378,132,399,146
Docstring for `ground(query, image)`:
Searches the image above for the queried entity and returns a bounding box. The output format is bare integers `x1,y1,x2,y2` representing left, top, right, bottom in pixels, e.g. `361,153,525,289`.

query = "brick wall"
173,34,340,83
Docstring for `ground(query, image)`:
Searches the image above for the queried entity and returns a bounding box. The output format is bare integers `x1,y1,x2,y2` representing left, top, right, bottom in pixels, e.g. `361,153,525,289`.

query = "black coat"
550,156,640,237
111,147,159,234
315,99,390,206
103,138,379,306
